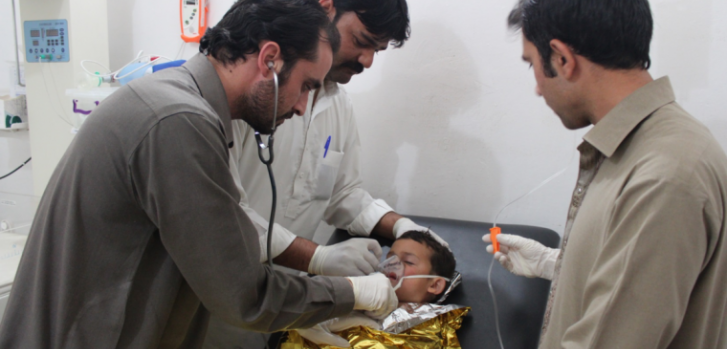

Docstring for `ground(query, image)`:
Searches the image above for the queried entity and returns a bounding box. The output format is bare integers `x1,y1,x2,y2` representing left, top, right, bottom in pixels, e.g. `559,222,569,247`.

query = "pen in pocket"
324,135,331,158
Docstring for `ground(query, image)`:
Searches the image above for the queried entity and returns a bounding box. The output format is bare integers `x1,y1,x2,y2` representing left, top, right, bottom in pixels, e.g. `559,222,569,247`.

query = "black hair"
508,0,653,77
398,231,456,289
333,0,410,48
200,0,341,83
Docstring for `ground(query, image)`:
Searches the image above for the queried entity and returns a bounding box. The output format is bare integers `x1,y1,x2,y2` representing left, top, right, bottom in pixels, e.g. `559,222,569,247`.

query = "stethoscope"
255,61,279,268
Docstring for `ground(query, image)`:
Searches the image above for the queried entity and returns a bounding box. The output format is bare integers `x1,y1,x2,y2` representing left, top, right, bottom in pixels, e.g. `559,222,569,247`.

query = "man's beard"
231,79,292,134
326,60,364,84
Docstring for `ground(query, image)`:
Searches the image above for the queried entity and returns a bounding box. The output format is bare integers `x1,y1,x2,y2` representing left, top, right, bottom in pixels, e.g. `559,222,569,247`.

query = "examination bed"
270,216,561,349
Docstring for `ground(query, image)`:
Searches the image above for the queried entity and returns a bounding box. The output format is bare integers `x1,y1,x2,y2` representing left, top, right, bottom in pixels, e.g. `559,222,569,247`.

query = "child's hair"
398,230,456,284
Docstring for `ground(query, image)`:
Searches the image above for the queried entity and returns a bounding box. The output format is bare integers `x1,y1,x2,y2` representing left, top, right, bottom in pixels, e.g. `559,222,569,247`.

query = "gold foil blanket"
281,305,470,349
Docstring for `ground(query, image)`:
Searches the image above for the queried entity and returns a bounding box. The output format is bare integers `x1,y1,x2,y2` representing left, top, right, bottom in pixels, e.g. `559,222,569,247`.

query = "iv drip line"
487,132,579,349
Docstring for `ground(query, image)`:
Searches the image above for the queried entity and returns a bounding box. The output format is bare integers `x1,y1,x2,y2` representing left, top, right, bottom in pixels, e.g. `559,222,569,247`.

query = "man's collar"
583,76,675,158
309,80,342,122
320,79,340,97
183,53,234,148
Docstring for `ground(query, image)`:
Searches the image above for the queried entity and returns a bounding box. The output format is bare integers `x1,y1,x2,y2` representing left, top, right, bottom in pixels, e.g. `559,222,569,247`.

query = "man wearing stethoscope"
204,0,450,347
228,0,449,281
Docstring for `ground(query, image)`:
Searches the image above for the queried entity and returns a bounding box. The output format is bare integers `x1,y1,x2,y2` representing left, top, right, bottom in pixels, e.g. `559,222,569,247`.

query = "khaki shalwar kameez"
540,77,727,349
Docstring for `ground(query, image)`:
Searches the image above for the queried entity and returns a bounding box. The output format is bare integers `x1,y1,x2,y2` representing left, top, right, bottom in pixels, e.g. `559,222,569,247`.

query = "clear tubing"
379,255,451,290
378,255,404,281
175,41,187,60
492,164,572,228
79,60,114,78
492,133,578,227
39,57,74,126
392,275,451,291
113,55,174,80
0,224,31,234
11,0,24,87
488,257,505,349
487,133,578,349
79,52,174,81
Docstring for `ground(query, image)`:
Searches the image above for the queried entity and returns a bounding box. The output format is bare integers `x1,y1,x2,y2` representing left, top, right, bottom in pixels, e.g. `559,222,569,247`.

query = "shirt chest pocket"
313,150,343,200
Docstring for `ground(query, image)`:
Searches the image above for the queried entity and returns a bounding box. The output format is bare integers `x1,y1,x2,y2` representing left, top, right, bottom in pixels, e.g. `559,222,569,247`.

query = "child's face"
387,238,447,303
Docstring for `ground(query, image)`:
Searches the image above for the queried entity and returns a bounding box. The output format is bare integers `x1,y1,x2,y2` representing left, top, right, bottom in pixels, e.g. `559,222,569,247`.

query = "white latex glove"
482,233,560,280
346,273,398,319
393,218,450,250
309,238,383,276
297,312,381,348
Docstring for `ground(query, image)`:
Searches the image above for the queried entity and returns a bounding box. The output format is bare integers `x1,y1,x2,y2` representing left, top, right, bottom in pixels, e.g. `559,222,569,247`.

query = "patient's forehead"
389,238,434,269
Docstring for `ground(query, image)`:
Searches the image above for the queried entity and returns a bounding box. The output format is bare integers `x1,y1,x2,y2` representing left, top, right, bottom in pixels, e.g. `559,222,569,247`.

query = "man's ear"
427,277,447,298
258,41,283,77
549,39,577,80
319,0,336,21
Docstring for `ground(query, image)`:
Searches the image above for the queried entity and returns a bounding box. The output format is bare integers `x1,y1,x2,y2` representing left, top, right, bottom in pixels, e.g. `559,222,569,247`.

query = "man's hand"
308,238,383,276
346,273,398,319
393,218,450,249
297,312,380,348
482,233,560,280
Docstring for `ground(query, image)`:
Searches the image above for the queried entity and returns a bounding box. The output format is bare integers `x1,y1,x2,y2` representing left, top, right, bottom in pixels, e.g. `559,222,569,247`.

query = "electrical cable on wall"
38,58,74,126
0,158,31,180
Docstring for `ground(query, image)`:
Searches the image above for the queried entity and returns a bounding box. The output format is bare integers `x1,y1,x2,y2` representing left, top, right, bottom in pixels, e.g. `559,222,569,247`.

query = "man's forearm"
371,212,403,240
273,237,318,272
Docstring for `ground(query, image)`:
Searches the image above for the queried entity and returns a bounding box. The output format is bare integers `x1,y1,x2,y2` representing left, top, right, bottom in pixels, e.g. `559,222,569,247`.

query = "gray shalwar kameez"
0,54,354,348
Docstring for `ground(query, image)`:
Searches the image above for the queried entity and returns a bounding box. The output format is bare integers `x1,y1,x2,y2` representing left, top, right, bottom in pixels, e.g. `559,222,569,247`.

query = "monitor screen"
47,29,59,37
30,30,40,38
186,0,196,5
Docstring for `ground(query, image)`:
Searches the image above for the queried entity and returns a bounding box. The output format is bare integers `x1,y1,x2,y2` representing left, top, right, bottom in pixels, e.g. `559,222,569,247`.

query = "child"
385,230,456,303
287,231,463,348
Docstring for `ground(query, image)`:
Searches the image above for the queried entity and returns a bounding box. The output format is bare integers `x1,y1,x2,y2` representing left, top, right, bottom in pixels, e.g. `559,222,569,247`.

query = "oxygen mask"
377,255,451,291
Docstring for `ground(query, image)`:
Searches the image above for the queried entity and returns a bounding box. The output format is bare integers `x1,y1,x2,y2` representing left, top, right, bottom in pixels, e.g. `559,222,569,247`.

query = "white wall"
0,0,23,95
109,0,727,235
17,0,111,196
0,128,36,236
106,0,236,68
0,0,36,235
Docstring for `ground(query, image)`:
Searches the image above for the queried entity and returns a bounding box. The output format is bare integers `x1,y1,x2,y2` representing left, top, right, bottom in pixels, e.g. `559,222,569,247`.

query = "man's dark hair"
333,0,410,48
200,0,341,83
508,0,653,77
399,231,456,286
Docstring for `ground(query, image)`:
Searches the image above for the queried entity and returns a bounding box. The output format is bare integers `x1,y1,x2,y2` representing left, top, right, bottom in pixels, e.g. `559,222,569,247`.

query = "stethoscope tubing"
255,66,279,268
